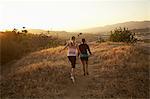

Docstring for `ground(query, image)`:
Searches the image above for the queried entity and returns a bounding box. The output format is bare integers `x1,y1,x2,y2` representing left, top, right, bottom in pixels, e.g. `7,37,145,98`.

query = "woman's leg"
69,56,76,83
85,60,89,75
81,60,86,76
70,62,75,83
71,68,73,76
70,68,75,83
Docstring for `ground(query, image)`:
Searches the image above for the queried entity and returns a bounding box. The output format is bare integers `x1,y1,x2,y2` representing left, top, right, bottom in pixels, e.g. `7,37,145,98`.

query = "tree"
109,27,137,43
22,27,28,33
78,32,82,37
12,28,17,33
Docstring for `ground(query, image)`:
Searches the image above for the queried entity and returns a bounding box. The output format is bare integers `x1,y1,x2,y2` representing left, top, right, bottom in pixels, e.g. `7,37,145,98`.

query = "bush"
109,27,137,43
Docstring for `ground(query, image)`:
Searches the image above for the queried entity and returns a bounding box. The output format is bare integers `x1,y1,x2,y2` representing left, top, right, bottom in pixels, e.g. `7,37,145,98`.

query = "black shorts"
68,56,76,68
80,57,88,61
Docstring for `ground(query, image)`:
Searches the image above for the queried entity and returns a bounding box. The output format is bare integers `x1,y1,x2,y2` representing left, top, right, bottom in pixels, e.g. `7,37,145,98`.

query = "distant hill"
27,29,47,34
27,29,69,35
78,21,150,33
26,21,150,34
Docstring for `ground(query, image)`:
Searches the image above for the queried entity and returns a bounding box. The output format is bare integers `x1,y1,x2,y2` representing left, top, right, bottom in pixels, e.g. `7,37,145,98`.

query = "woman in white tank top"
60,36,78,83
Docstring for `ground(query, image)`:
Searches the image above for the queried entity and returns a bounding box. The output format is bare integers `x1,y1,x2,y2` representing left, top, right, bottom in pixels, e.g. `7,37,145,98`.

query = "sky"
0,0,149,31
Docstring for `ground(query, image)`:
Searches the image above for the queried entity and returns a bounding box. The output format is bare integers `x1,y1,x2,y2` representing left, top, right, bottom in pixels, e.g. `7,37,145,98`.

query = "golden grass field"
0,42,149,99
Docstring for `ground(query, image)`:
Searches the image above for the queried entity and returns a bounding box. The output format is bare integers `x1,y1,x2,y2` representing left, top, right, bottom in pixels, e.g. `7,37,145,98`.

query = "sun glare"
0,0,149,31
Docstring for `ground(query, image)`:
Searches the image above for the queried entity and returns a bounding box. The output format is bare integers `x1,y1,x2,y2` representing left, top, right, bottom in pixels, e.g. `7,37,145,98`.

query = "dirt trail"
64,70,93,99
64,60,104,99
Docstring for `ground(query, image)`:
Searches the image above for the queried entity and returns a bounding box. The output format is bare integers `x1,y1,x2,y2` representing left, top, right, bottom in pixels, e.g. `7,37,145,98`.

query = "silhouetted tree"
12,28,17,33
22,27,28,33
78,32,83,37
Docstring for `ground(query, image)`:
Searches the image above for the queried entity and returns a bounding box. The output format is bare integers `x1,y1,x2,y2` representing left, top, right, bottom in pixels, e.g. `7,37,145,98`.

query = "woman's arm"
87,45,92,55
63,42,69,50
77,44,81,56
59,42,69,52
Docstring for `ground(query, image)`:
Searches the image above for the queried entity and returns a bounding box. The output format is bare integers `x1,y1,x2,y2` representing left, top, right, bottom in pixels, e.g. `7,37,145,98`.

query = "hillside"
1,42,149,98
0,32,64,65
78,21,150,33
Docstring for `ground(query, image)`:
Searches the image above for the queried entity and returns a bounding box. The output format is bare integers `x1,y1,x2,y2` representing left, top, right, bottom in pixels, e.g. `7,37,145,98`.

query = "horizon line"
0,20,149,32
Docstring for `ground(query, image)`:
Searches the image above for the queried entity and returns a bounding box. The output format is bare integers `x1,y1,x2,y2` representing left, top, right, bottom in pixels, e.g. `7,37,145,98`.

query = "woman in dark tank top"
78,38,92,76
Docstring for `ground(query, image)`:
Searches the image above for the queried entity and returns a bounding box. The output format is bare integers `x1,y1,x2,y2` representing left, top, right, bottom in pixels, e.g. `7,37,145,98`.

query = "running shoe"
71,76,75,83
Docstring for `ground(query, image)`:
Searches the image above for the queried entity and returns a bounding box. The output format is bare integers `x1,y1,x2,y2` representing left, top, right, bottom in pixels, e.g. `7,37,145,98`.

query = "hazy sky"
0,0,149,31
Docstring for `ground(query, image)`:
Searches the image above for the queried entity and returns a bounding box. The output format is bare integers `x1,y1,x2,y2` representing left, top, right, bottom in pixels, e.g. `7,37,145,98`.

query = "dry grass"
86,42,149,98
0,42,149,99
0,32,63,65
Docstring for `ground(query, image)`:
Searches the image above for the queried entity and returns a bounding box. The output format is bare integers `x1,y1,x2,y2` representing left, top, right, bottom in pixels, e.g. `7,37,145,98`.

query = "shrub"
109,27,137,43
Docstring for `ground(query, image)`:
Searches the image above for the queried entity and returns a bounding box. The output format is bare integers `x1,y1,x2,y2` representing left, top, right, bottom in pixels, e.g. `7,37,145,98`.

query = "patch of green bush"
109,27,137,43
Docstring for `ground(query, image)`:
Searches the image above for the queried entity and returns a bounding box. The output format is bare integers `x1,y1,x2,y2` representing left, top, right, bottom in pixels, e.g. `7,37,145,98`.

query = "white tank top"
67,41,77,56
